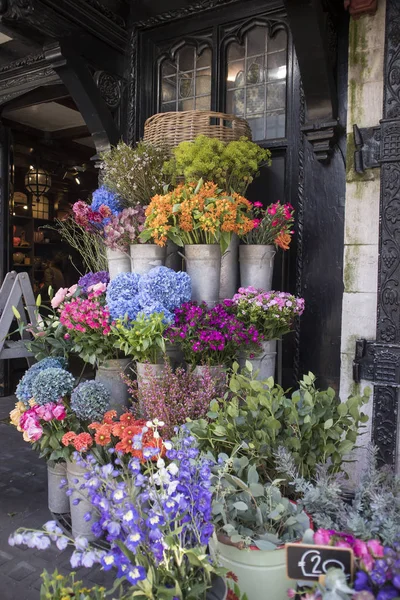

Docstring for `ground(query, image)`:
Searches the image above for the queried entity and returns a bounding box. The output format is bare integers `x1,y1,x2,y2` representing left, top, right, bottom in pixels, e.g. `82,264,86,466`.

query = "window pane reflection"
226,26,288,140
161,47,212,112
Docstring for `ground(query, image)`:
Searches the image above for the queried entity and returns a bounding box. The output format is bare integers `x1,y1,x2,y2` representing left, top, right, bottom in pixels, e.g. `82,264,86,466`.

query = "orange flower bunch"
140,180,255,253
61,410,163,462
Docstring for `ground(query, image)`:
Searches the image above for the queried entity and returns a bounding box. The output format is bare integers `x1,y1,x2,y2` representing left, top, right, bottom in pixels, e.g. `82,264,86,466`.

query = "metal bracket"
353,338,400,387
353,124,381,173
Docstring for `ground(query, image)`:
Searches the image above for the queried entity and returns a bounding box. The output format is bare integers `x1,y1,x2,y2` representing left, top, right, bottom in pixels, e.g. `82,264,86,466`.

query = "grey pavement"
0,395,114,600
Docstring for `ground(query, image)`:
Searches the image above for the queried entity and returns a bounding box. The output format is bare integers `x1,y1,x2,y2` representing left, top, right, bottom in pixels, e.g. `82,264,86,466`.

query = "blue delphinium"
138,266,191,313
90,186,122,219
71,381,110,422
106,272,141,321
78,271,110,294
31,368,75,405
8,427,217,595
16,357,68,404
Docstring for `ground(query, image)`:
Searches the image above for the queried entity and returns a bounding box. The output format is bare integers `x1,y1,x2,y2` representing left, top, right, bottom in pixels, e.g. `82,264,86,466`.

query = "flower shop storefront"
3,1,400,600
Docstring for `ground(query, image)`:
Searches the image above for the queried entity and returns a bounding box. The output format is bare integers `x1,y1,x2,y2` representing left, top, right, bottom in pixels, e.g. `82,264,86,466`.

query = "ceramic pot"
130,244,166,275
47,461,69,514
239,244,276,291
185,244,221,305
95,358,131,415
239,339,277,381
66,459,97,541
106,248,131,281
219,235,239,300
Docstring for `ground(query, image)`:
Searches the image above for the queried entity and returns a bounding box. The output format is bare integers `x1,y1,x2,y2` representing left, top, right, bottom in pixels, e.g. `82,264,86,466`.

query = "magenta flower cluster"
166,301,262,366
136,362,217,438
103,205,146,252
59,291,111,336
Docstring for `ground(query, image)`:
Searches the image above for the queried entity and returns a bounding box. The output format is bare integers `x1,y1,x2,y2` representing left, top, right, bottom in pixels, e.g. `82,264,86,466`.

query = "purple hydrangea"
106,272,141,321
138,266,191,313
78,271,110,294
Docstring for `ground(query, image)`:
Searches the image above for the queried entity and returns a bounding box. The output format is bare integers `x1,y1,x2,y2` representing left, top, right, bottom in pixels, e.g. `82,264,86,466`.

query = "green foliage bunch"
112,312,166,363
163,135,271,195
211,453,310,549
277,445,400,546
189,365,370,482
100,141,168,206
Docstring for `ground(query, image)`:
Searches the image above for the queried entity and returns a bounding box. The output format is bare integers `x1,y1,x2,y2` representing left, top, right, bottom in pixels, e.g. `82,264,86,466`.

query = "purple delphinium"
78,271,110,294
166,301,262,366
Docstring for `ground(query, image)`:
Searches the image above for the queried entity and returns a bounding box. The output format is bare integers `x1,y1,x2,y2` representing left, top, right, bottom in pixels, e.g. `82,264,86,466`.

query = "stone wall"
339,0,386,480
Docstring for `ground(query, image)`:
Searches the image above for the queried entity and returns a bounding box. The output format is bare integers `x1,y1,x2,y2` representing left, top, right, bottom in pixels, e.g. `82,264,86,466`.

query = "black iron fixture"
24,165,51,201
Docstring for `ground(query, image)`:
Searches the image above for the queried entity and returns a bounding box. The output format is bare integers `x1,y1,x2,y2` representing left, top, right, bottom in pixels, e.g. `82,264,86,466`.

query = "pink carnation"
88,282,107,294
51,287,68,309
66,284,78,298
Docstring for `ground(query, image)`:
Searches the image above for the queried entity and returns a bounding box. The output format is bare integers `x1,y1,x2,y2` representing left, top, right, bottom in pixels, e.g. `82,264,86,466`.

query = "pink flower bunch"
135,363,218,438
72,200,111,232
103,205,146,251
50,284,78,309
19,402,66,441
245,200,295,248
314,529,384,571
59,292,111,336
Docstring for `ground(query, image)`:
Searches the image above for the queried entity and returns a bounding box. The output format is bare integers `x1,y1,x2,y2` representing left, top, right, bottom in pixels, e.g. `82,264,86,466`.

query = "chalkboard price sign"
286,544,354,581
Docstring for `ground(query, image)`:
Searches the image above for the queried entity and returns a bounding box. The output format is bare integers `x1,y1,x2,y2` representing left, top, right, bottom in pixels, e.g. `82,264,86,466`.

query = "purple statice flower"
78,271,110,294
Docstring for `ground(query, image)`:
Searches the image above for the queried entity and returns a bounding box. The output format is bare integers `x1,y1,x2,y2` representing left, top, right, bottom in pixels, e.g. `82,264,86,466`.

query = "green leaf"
233,501,248,511
338,439,354,455
337,403,348,417
245,360,253,373
249,483,265,497
254,540,277,550
247,465,259,484
324,418,333,430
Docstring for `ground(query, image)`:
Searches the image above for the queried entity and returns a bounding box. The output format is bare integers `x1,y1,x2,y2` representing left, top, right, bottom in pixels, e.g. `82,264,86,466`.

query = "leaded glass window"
161,46,212,112
226,26,287,141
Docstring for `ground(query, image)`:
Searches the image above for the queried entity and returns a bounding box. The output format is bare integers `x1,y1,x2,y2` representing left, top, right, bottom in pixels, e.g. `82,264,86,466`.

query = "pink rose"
53,404,67,421
25,422,43,441
88,282,107,294
361,553,374,573
66,284,78,298
36,403,56,421
51,288,68,309
335,540,351,549
314,529,331,545
20,410,39,430
367,539,384,557
353,539,369,559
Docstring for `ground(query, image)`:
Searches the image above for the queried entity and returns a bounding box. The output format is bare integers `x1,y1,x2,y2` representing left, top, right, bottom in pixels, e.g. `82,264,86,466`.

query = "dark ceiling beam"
284,0,340,162
53,96,79,112
44,41,120,155
1,83,69,112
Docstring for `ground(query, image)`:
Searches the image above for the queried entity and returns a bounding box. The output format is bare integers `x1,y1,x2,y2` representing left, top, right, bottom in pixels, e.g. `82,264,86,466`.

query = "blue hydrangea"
16,357,68,404
71,381,111,421
137,266,191,312
31,368,75,405
78,271,109,294
137,302,173,324
106,272,141,321
91,186,122,220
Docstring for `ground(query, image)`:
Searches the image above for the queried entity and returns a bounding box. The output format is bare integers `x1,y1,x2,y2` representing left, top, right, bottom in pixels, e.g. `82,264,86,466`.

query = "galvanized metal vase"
106,248,131,281
239,244,276,291
66,459,97,541
47,460,69,514
95,358,131,415
240,339,277,381
165,240,182,272
219,235,239,300
130,244,166,275
185,244,221,305
136,361,166,389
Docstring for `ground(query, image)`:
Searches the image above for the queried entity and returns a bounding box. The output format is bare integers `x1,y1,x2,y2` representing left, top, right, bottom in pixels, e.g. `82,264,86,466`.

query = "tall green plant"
163,135,271,195
188,365,370,481
48,218,107,273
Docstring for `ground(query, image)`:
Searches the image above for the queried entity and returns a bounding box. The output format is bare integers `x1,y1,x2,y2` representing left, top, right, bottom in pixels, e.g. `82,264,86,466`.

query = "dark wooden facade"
0,1,348,399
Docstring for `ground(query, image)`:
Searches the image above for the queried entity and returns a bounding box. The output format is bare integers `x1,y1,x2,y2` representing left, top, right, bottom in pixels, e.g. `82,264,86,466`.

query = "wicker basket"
143,110,252,150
